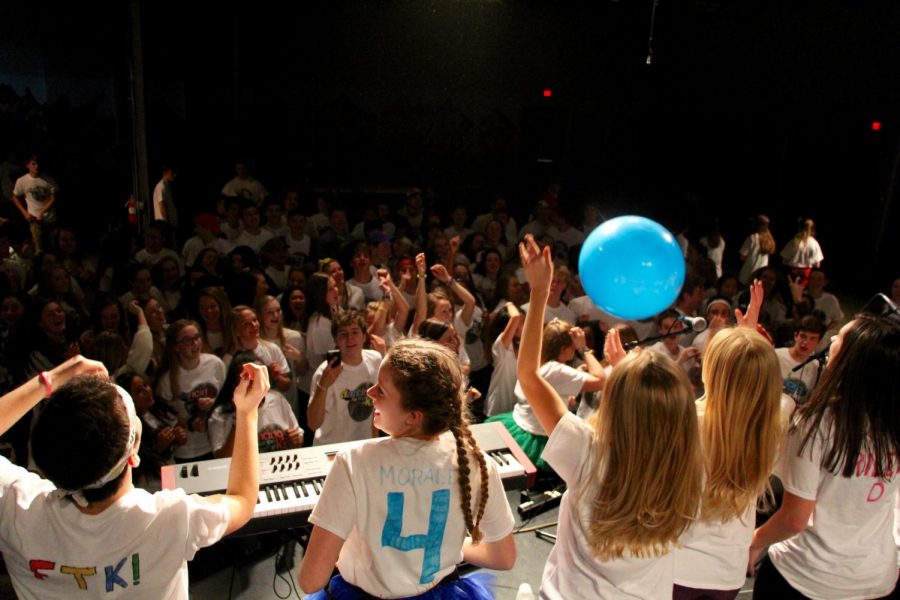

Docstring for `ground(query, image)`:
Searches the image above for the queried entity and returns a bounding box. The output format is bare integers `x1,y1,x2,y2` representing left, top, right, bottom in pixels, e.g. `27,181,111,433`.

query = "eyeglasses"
861,293,900,324
176,334,202,345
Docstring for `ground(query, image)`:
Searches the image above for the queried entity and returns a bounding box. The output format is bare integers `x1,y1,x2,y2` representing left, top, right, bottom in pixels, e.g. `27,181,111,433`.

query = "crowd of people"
0,155,898,598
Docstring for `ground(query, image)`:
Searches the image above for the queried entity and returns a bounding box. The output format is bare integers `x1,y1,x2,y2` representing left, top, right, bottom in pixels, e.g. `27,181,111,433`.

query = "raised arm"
0,356,108,435
570,326,606,392
499,302,522,349
431,263,476,327
516,235,568,435
412,252,428,334
735,279,764,330
212,363,269,536
444,235,461,272
385,270,411,333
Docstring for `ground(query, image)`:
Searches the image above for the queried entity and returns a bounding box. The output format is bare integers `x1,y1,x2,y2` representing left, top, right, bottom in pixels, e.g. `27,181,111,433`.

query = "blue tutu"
305,571,496,600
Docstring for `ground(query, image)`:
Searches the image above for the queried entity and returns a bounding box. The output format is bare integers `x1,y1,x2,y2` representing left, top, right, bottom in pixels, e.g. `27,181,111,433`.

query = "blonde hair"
699,327,782,522
794,218,815,243
541,318,573,364
385,338,490,543
585,351,703,560
255,295,285,347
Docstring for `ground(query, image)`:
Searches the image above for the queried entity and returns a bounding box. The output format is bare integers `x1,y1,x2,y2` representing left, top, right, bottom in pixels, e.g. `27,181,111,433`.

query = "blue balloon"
578,216,685,320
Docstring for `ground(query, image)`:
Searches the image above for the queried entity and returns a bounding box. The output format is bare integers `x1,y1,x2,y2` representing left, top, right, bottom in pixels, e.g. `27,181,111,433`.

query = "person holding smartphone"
308,310,381,446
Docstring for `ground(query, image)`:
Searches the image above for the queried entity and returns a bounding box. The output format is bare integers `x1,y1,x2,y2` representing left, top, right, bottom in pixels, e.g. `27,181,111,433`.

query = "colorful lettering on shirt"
259,426,290,453
381,489,450,584
60,566,96,590
29,559,55,580
854,452,896,503
341,382,374,422
26,554,141,590
104,557,128,592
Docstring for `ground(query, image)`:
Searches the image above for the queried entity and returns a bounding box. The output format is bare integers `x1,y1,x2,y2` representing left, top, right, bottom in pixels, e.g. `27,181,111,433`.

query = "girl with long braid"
299,338,516,598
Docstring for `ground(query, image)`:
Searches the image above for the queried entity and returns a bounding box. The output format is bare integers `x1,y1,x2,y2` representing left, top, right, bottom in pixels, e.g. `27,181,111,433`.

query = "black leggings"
752,555,810,599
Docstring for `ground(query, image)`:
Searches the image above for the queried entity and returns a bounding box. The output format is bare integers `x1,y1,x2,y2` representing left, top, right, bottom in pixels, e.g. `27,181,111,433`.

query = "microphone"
678,315,708,333
792,346,829,372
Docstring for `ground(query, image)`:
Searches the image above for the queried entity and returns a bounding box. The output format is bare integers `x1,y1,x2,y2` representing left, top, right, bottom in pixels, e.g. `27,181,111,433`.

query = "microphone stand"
623,330,685,351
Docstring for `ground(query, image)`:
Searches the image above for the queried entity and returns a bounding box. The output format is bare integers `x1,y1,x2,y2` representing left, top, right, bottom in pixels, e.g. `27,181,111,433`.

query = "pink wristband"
38,371,53,398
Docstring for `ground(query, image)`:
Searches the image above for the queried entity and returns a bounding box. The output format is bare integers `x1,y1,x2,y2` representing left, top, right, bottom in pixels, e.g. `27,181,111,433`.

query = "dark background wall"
1,1,897,295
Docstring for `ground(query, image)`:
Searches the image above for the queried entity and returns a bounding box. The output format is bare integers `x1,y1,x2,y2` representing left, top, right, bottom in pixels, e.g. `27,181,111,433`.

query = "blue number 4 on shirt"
381,489,450,584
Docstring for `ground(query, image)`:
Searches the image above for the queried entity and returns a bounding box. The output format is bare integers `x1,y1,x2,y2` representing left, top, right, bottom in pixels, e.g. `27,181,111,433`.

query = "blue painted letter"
381,489,450,584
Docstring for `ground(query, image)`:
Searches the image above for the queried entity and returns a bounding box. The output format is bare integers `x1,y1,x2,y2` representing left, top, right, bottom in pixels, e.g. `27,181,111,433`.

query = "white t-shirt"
541,412,674,599
512,361,589,435
343,283,366,311
521,301,577,325
739,233,770,285
225,339,290,378
152,179,177,227
14,173,58,220
347,274,384,303
546,225,585,250
181,236,233,267
309,433,515,598
768,417,899,599
0,457,228,600
135,247,184,275
286,234,311,261
208,390,300,454
699,236,725,279
233,229,273,254
810,292,843,327
221,176,268,203
775,347,822,405
486,336,517,418
780,237,824,269
157,354,226,459
673,412,755,590
310,350,382,446
265,265,288,292
673,504,754,590
305,313,334,381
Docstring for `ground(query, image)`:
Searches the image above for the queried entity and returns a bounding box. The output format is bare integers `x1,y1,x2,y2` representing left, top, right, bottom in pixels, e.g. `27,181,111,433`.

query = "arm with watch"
571,326,606,392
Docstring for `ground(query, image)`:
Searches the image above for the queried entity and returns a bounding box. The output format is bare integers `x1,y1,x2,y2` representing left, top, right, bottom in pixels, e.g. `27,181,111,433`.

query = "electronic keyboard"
161,421,536,536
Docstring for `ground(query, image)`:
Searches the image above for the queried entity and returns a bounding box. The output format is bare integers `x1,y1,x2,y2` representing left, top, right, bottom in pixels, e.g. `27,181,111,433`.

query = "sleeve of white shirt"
542,412,593,486
547,362,592,397
175,491,231,559
774,423,821,502
308,452,356,540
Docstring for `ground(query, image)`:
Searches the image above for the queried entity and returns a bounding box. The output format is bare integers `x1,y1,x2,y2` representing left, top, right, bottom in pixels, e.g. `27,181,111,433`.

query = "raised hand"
369,334,387,356
233,363,270,414
415,253,427,277
569,326,587,350
430,263,451,284
603,328,627,367
50,355,109,385
735,279,763,330
518,234,553,294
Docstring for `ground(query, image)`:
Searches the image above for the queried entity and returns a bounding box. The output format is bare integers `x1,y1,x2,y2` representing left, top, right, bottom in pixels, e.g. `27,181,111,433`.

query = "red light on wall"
872,121,882,131
543,89,553,98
